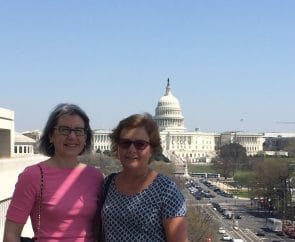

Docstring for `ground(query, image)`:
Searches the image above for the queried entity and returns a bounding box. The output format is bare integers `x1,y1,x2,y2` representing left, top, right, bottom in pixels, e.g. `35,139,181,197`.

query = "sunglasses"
118,139,150,150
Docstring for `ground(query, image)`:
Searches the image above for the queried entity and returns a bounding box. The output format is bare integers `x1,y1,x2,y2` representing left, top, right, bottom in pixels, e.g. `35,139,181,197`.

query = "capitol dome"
154,79,186,131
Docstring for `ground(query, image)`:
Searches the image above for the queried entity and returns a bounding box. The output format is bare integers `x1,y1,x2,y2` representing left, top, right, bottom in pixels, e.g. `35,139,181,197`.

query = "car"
222,234,231,241
218,227,226,234
256,230,265,236
233,226,239,231
276,231,284,236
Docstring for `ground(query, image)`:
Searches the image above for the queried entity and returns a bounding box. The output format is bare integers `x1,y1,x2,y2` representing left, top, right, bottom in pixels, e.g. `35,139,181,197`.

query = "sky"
1,0,295,133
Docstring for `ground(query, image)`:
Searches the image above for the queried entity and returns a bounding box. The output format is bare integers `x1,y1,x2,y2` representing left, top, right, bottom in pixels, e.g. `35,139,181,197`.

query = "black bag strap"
36,164,44,241
98,173,116,242
103,173,116,201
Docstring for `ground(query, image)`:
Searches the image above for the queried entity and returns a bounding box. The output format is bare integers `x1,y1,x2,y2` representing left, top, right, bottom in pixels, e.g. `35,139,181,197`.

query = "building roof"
154,79,186,131
15,132,36,144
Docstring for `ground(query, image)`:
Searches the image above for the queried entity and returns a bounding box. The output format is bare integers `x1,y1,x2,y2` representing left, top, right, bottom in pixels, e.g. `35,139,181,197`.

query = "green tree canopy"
214,143,247,178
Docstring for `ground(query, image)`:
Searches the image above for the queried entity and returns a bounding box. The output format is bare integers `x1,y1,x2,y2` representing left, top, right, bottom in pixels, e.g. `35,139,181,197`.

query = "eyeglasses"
54,126,86,137
118,139,150,150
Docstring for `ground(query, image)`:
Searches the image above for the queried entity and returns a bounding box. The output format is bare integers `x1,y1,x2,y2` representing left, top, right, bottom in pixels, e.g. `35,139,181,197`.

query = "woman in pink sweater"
4,103,104,242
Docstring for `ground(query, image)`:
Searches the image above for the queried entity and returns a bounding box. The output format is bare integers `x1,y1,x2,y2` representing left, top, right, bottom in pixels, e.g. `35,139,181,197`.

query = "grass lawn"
232,190,251,199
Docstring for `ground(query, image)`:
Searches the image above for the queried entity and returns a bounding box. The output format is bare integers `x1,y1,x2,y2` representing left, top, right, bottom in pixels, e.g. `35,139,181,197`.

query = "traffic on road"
184,177,293,242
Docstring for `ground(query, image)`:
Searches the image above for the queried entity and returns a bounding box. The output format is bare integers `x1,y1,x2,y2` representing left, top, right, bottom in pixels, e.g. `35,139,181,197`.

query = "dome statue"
154,78,186,131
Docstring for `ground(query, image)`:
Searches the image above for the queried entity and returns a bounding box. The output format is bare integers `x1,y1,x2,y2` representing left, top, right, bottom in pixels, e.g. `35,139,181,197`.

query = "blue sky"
1,0,294,133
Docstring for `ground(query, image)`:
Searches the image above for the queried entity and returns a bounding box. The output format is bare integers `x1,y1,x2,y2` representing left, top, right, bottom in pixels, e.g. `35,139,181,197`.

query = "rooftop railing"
0,198,11,230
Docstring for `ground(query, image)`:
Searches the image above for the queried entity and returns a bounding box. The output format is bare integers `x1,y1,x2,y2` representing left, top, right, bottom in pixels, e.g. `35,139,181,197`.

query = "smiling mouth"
65,144,78,147
125,156,138,160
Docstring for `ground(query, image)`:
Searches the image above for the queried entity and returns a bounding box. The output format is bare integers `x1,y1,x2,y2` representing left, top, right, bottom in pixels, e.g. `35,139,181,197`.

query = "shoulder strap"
36,165,44,241
103,173,116,200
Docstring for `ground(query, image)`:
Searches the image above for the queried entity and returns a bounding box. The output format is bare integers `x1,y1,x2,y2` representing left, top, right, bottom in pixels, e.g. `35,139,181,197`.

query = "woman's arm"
3,219,24,242
163,216,189,242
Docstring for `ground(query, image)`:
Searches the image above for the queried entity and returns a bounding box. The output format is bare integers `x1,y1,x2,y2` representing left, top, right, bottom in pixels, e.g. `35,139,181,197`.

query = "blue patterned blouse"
101,173,187,242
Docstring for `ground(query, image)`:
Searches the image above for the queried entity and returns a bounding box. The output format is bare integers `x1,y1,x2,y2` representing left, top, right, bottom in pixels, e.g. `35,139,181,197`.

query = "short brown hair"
110,113,162,158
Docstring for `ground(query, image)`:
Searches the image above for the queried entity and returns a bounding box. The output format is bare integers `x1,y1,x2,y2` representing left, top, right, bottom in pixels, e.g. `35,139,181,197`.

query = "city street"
184,176,293,242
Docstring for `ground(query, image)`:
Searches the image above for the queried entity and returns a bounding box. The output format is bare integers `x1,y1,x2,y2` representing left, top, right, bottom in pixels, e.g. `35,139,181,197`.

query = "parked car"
233,226,239,231
276,231,284,236
222,234,231,241
218,227,226,234
256,230,265,236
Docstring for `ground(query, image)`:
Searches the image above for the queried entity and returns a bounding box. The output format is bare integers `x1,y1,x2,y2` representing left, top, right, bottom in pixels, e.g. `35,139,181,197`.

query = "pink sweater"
7,162,104,242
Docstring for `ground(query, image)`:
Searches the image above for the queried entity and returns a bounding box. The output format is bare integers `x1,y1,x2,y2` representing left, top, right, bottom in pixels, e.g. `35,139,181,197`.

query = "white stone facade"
0,107,15,158
220,131,265,156
14,133,35,157
93,129,112,152
92,80,268,162
153,80,218,163
160,130,217,163
92,80,220,163
0,109,38,158
153,78,186,132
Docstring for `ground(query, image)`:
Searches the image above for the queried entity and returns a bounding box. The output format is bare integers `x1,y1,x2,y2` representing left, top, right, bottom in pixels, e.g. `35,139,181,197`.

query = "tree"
78,153,121,176
263,137,295,156
252,158,290,217
186,207,216,241
103,150,112,156
216,143,247,178
280,138,295,156
96,148,102,153
153,153,170,162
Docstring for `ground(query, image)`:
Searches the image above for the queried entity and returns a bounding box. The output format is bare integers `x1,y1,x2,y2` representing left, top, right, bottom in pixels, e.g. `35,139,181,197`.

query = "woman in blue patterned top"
101,113,188,242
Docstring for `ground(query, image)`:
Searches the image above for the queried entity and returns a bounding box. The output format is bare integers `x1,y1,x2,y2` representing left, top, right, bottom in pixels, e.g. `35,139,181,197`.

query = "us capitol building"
93,79,267,163
2,79,294,161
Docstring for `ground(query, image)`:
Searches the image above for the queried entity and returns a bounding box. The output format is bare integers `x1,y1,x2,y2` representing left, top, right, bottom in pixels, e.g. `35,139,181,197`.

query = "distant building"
14,132,35,157
0,108,38,158
93,80,219,163
263,132,295,138
93,129,112,153
153,78,186,132
262,132,295,156
220,131,265,156
92,80,269,162
0,107,14,158
154,80,218,163
2,80,293,161
264,150,288,157
22,130,42,141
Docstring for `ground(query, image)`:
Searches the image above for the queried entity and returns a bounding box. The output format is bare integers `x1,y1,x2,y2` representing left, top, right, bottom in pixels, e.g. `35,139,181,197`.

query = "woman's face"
50,114,87,159
118,127,152,170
